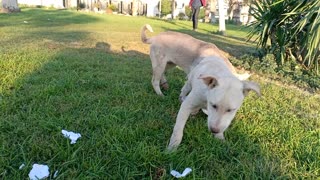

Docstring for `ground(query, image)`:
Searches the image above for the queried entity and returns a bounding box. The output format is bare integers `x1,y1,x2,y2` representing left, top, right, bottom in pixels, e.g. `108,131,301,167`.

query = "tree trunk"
132,0,137,16
227,0,235,21
171,0,175,19
159,0,161,18
1,0,20,13
246,5,253,24
204,3,210,22
210,0,217,23
218,0,226,35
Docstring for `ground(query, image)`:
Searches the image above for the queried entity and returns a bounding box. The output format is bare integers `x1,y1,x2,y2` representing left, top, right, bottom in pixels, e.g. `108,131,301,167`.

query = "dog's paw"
167,140,180,151
167,145,178,152
161,82,169,90
213,133,225,141
168,136,181,151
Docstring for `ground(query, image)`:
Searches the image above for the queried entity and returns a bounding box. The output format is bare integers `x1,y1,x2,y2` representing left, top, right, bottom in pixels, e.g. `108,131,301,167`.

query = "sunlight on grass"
0,8,319,179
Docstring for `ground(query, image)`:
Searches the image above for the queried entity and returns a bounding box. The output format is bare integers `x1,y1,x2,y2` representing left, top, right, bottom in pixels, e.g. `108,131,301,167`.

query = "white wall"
174,0,188,16
18,0,64,8
140,0,158,17
141,0,188,17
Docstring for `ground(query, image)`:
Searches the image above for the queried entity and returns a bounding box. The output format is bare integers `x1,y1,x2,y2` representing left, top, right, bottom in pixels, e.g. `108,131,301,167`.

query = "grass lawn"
0,8,319,179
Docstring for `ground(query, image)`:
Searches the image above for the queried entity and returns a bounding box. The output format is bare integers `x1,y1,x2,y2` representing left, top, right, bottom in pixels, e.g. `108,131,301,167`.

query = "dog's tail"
141,24,153,44
235,72,251,80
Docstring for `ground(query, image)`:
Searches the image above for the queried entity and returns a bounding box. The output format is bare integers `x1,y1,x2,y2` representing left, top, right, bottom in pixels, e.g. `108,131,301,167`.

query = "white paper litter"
19,163,25,170
53,170,58,178
23,21,28,23
28,164,49,180
170,168,192,178
62,130,81,144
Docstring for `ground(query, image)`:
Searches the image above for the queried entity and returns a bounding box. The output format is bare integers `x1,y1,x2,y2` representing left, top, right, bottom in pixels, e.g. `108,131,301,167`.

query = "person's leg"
191,7,197,30
193,7,201,30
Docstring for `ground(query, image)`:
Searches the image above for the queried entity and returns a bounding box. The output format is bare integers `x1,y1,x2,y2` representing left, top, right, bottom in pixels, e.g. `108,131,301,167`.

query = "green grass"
0,8,319,179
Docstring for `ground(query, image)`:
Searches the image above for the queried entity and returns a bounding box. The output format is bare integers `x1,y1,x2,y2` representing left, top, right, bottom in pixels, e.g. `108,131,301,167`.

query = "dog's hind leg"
160,74,169,90
160,62,176,90
152,68,166,96
150,55,167,96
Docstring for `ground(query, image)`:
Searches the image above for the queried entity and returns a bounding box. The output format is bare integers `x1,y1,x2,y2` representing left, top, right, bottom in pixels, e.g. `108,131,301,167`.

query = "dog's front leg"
168,98,193,151
213,133,225,140
179,81,191,102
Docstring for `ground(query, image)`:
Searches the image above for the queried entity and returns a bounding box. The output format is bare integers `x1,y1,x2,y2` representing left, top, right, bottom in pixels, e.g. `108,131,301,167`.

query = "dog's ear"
242,81,261,97
198,74,218,89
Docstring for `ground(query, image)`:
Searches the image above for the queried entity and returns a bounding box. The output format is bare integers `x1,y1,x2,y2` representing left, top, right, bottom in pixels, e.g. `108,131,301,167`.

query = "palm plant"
248,0,320,73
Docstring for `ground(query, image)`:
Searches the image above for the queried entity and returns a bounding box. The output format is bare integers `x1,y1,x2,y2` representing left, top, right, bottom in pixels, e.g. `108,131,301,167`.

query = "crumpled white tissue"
19,163,25,170
53,170,58,178
170,168,192,178
62,129,81,144
28,164,49,180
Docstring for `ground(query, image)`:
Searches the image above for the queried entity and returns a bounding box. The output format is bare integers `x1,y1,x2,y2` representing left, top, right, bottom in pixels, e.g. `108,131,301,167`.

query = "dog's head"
199,74,261,139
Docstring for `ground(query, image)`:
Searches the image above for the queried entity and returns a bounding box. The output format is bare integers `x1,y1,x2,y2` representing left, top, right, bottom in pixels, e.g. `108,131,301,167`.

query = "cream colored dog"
141,24,249,96
167,56,260,150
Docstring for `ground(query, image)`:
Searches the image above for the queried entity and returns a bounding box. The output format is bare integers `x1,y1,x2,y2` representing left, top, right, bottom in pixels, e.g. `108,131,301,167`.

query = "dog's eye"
212,104,218,109
226,109,234,113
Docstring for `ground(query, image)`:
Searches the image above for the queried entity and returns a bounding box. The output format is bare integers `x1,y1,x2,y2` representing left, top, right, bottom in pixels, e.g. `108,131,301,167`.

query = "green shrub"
108,4,117,11
177,12,186,20
229,54,320,91
248,0,320,74
79,3,85,9
199,8,206,19
163,0,172,15
19,4,29,8
185,6,191,19
185,6,205,20
158,0,176,16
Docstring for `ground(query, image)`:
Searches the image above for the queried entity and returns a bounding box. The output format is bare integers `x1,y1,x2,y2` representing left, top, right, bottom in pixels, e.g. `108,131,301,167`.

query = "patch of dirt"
153,167,166,180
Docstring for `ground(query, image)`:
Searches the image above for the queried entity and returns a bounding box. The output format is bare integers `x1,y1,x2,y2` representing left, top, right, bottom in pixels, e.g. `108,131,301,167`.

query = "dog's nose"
210,127,220,134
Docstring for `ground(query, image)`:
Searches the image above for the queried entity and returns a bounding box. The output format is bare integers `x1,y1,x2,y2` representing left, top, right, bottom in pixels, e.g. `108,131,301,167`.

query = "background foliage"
185,6,205,20
248,0,320,74
158,0,177,16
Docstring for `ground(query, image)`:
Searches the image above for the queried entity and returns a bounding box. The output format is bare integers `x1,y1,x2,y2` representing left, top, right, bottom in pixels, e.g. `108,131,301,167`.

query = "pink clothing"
189,0,206,7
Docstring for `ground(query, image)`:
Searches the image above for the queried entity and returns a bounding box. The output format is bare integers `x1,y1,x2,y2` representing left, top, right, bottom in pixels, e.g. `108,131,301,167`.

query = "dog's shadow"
120,45,148,59
95,42,148,60
95,42,111,52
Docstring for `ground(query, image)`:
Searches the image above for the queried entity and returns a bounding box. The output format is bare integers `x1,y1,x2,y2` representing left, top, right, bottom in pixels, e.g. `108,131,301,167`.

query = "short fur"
167,56,261,150
141,24,250,96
